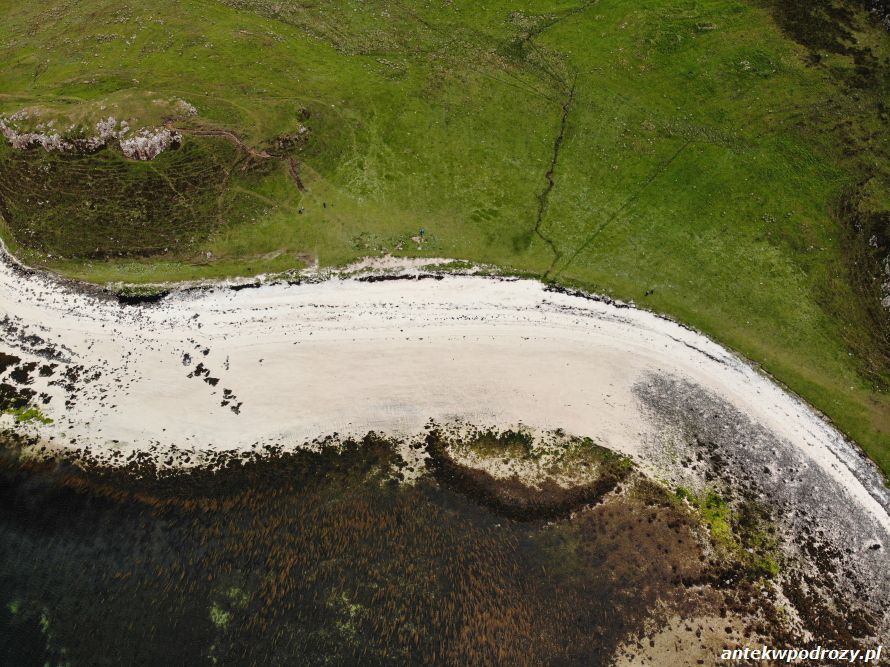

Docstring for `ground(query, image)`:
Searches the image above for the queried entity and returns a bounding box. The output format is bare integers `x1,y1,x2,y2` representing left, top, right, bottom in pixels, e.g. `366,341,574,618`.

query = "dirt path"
168,125,271,158
171,125,309,192
287,156,306,191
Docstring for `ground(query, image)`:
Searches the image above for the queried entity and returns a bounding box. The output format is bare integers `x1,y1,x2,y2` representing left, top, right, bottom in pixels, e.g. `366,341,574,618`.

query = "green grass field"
1,0,889,477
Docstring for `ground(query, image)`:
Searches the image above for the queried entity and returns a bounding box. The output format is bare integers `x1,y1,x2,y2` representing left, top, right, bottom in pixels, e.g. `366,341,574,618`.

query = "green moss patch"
2,406,52,425
676,487,781,580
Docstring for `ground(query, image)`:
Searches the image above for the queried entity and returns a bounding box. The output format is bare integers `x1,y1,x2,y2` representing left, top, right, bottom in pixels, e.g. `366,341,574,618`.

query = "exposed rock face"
0,101,196,161
882,255,890,309
0,111,85,152
119,127,181,160
869,0,890,28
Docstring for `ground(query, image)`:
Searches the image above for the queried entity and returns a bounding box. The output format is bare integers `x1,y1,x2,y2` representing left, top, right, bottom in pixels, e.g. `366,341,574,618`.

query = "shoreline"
2,240,890,637
0,242,886,523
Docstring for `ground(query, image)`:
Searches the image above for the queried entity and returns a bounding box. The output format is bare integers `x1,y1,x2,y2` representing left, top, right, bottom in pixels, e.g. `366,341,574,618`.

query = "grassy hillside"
0,0,888,476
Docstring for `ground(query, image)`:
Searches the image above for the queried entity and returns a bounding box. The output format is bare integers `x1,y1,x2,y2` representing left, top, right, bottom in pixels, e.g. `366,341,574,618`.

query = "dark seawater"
0,438,707,667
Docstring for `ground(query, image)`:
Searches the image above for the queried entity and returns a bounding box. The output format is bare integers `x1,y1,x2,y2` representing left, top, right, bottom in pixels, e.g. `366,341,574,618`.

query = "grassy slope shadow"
0,138,242,259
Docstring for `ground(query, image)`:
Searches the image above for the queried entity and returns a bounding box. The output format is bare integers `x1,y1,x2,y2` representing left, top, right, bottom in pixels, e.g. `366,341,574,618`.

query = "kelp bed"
0,432,824,665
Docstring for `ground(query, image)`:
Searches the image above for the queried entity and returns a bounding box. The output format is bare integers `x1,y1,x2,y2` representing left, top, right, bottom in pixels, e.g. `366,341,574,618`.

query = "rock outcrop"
0,100,197,161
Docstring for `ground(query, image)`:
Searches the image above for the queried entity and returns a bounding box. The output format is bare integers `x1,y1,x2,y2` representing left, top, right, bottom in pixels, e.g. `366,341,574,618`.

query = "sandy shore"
1,252,887,529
